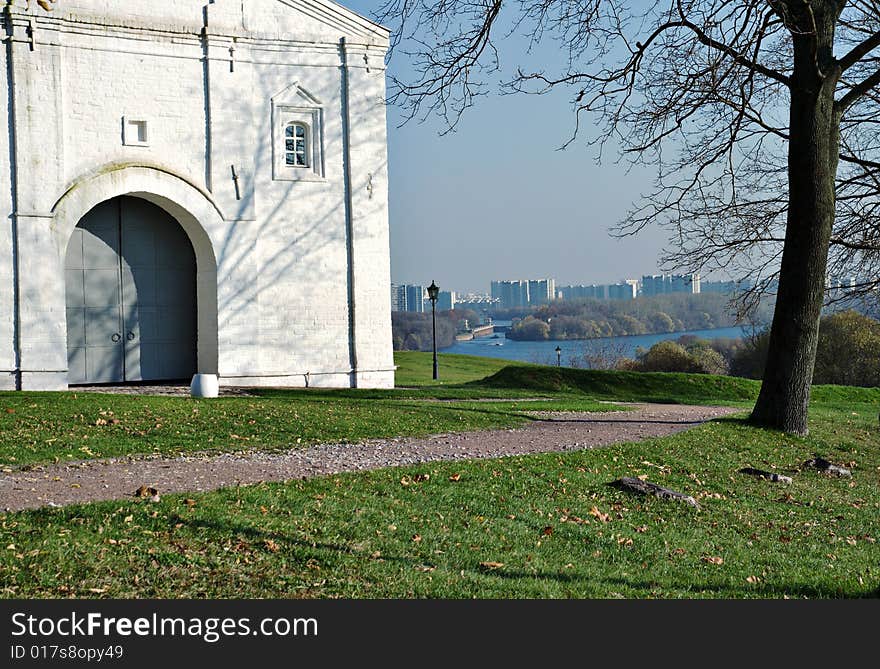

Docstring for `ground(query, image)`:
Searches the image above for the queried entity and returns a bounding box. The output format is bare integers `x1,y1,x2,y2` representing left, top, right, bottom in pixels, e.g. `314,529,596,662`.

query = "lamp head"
427,280,440,301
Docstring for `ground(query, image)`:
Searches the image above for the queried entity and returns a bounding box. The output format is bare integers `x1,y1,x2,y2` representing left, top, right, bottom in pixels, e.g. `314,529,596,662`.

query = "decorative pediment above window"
273,81,323,107
271,82,325,182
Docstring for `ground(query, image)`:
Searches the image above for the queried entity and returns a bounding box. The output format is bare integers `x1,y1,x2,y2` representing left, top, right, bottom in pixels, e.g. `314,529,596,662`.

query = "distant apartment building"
491,280,530,310
390,283,426,312
437,290,456,311
641,275,665,297
558,281,636,301
406,285,426,312
559,284,602,300
390,284,406,311
641,273,701,296
607,281,638,300
701,278,753,295
527,279,556,306
491,279,556,308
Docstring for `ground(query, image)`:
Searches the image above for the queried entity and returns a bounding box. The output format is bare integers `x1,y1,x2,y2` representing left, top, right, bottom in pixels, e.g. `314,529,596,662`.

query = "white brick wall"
0,0,395,390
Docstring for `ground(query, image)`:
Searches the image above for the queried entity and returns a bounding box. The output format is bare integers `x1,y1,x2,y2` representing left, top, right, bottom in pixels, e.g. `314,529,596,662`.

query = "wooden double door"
65,196,197,384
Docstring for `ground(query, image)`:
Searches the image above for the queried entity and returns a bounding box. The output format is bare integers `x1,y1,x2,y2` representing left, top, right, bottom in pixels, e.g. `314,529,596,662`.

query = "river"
442,325,753,366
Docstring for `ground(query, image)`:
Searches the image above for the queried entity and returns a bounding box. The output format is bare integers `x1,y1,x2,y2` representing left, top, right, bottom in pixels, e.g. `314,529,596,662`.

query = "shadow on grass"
464,569,876,599
169,514,418,569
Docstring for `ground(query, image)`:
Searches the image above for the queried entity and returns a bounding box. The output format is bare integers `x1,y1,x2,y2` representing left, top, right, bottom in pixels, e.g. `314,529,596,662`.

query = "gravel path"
0,403,739,512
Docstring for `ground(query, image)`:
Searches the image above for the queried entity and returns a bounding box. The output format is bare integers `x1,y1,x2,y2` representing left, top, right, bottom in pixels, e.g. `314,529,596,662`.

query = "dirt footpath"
0,404,740,511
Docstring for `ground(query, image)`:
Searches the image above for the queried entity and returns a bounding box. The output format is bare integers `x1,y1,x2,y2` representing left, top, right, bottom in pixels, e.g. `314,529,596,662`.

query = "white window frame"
272,104,324,182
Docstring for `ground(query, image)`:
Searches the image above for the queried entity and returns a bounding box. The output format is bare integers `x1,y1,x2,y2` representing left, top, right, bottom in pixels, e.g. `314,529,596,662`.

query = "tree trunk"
750,10,841,435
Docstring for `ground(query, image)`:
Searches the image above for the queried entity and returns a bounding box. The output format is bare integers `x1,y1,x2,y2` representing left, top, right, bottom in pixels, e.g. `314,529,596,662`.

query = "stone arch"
52,165,220,376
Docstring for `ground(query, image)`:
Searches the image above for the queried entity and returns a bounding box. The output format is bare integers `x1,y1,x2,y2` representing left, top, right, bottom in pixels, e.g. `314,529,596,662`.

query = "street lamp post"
427,280,440,380
555,346,562,367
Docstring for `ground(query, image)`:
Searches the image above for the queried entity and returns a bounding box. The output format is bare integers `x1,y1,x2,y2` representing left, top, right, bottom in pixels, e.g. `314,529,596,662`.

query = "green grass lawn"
1,400,876,599
393,351,518,386
0,352,877,598
0,392,618,469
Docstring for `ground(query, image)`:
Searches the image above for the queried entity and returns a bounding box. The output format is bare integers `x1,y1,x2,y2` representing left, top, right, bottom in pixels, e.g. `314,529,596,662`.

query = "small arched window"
285,123,309,167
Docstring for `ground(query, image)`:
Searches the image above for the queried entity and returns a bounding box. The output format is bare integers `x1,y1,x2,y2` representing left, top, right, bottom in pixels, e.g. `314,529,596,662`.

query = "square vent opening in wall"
123,117,150,147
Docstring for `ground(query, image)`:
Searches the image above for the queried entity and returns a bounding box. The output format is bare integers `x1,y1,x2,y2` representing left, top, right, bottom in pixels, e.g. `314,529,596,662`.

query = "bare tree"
376,0,880,435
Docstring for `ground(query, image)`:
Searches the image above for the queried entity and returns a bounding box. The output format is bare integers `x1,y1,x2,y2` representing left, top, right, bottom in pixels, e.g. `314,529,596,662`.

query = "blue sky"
343,1,671,295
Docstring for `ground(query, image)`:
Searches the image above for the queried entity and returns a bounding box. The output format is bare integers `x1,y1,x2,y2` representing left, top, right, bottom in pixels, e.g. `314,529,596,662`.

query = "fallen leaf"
134,485,158,498
542,526,554,536
88,587,107,594
415,564,436,572
412,534,422,543
184,499,197,507
123,515,133,523
448,473,461,482
264,539,280,553
479,561,504,570
260,506,268,515
413,474,430,482
634,525,648,533
746,575,759,584
702,556,724,565
588,506,610,523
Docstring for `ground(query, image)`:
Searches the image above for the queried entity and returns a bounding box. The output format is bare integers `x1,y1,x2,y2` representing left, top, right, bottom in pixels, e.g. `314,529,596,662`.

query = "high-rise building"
607,282,637,300
437,290,456,311
390,284,407,311
559,284,601,300
702,278,752,295
641,275,665,297
558,281,638,301
405,284,426,312
391,284,427,312
640,273,700,295
527,279,556,306
491,280,530,309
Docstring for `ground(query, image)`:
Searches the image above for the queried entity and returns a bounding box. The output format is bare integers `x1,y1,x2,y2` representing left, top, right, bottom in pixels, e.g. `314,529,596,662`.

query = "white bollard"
190,373,219,398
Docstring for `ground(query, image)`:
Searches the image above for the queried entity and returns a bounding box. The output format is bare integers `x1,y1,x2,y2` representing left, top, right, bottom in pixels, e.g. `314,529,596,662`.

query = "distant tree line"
392,309,478,351
505,293,772,341
592,311,880,388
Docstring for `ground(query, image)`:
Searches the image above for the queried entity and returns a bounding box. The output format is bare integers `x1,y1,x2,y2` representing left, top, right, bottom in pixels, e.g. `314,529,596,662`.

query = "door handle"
127,332,136,341
111,333,121,343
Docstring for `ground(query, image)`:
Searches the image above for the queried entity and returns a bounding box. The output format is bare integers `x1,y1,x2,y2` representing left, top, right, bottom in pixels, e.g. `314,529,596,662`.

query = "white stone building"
0,0,395,390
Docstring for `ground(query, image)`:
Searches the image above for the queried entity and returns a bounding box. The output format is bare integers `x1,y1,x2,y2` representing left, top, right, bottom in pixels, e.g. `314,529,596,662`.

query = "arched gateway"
1,1,396,391
65,196,197,384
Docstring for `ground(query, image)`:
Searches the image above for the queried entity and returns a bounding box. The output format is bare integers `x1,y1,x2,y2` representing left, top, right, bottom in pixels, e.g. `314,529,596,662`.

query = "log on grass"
610,477,700,509
802,457,852,477
739,467,793,484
